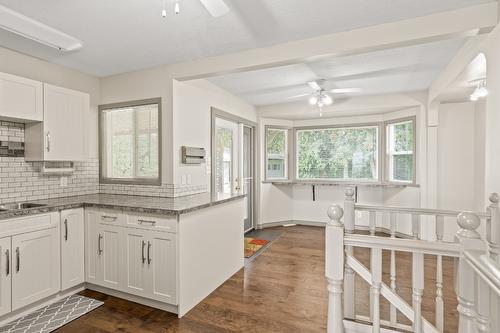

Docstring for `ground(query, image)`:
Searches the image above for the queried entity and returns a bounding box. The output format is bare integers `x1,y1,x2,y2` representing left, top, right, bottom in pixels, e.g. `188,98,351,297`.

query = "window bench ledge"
261,180,419,188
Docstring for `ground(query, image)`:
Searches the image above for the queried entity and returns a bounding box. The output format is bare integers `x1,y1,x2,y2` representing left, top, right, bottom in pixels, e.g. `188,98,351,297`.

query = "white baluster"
326,204,345,333
476,277,491,333
412,213,420,239
486,193,499,262
412,252,424,333
369,210,376,236
455,212,483,333
343,189,355,320
436,215,445,332
371,247,382,333
435,254,444,332
389,212,397,326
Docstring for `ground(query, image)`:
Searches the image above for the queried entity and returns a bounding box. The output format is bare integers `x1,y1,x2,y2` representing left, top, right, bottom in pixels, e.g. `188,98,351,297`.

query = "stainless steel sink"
0,202,48,211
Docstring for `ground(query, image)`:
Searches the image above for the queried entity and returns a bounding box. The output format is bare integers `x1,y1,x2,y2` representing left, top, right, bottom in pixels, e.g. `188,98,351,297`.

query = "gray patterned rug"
0,295,103,333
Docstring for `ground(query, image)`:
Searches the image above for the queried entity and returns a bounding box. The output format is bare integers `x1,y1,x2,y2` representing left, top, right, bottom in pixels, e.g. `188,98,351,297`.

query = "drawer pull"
141,240,146,264
101,215,118,221
147,241,152,265
64,219,68,241
15,247,20,273
98,234,103,255
5,249,9,276
138,219,157,225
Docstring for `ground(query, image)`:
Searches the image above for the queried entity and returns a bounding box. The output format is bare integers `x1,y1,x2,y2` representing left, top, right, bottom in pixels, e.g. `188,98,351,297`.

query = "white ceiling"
0,0,493,76
208,38,468,106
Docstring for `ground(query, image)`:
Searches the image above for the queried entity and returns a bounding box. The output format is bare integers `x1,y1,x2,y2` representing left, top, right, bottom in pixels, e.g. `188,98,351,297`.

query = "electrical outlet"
60,176,68,187
181,175,186,185
187,174,191,185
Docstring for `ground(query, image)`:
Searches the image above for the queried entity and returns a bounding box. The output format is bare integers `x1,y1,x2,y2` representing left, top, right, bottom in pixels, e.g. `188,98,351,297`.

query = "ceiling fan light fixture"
309,95,318,105
175,1,180,15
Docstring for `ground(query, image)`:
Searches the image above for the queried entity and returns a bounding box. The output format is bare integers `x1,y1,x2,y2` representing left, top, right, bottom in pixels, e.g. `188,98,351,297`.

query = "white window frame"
294,123,382,183
384,116,416,185
264,126,290,181
99,98,162,186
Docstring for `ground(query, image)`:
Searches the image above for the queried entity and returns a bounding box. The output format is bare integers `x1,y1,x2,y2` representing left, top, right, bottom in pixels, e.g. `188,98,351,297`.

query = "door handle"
141,240,146,264
5,249,9,276
98,234,103,255
46,131,50,152
64,219,68,241
101,215,118,221
147,241,152,265
138,219,157,225
15,247,19,273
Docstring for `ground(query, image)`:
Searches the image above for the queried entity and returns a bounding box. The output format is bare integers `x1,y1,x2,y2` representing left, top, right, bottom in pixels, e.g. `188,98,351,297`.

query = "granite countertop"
0,192,246,220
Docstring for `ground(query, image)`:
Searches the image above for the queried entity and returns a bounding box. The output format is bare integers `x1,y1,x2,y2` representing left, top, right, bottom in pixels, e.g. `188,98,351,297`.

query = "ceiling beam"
169,2,497,81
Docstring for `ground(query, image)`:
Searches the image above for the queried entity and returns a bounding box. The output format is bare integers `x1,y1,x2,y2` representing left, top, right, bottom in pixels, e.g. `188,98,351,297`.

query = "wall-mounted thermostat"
182,146,206,164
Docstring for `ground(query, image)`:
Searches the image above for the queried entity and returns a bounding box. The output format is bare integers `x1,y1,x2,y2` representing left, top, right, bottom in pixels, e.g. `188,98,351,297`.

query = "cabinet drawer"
98,210,126,226
127,214,177,233
0,213,56,238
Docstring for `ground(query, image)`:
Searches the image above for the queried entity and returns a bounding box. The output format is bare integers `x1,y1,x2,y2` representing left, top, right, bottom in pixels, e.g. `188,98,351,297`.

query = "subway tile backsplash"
0,121,207,202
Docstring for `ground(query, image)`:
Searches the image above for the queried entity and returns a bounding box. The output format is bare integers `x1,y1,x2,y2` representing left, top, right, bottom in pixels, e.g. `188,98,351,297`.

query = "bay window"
265,127,288,180
296,125,379,181
386,118,415,183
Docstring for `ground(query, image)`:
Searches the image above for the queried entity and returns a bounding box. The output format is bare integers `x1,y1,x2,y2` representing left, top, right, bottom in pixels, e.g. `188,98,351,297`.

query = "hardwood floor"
55,226,457,333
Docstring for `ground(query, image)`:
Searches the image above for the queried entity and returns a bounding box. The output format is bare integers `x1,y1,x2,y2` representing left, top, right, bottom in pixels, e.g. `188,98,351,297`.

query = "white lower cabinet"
61,209,85,290
11,228,60,311
85,208,177,305
0,237,11,316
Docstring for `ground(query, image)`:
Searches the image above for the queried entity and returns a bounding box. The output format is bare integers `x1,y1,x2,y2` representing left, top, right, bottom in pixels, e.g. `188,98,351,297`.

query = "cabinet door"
84,209,100,284
43,83,88,161
61,208,84,290
99,224,123,290
0,237,11,316
0,72,43,122
12,228,60,311
147,232,177,304
123,228,149,297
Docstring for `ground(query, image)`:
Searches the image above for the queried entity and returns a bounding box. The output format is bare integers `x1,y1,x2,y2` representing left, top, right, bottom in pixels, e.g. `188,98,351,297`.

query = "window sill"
262,180,419,188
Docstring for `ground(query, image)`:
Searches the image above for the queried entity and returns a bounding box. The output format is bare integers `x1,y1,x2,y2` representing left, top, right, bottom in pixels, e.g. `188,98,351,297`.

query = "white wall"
0,47,100,158
173,79,256,189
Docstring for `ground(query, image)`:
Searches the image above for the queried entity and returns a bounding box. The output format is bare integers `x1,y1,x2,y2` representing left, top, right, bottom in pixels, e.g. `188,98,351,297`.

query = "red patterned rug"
244,237,270,258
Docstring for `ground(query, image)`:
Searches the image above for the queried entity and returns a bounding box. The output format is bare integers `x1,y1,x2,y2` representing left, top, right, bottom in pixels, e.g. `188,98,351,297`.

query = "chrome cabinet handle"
98,234,103,255
101,215,118,221
46,131,50,152
138,219,157,225
64,219,68,241
5,249,9,276
147,241,152,265
141,241,146,264
15,247,19,273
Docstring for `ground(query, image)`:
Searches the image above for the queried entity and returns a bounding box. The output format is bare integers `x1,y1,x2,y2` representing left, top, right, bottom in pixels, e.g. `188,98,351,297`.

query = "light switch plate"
181,175,186,185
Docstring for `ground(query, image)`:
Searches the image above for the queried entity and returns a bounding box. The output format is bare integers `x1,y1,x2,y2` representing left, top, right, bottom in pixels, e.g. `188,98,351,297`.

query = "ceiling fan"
163,0,230,17
289,80,362,108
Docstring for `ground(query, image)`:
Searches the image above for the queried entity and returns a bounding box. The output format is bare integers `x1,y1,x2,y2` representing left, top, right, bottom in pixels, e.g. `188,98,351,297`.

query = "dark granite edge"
0,194,246,221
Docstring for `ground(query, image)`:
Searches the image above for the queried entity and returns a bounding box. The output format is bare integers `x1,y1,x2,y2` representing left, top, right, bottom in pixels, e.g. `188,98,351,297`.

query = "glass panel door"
214,117,239,195
242,125,254,232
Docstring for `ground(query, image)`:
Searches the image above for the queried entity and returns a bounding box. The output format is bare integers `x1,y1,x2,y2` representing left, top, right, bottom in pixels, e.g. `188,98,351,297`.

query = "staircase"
326,189,500,333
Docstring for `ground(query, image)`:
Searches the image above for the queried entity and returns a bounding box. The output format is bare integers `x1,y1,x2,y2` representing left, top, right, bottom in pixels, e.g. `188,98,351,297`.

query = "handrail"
464,249,500,296
355,203,490,219
345,234,460,257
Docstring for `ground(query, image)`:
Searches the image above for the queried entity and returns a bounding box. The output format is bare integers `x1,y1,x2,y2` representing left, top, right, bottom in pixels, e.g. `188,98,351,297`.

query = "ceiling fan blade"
286,93,310,99
330,88,363,93
199,0,230,17
308,81,321,91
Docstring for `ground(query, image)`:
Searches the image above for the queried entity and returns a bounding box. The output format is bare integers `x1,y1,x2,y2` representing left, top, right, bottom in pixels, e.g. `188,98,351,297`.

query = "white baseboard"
86,284,178,315
258,221,412,239
0,284,85,326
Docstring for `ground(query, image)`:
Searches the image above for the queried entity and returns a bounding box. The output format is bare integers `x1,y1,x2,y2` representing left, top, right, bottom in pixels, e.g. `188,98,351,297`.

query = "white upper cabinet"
25,83,89,161
0,72,43,122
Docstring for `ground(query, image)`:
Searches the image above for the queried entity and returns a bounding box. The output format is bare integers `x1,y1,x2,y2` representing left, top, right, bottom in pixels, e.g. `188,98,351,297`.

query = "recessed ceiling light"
0,4,82,51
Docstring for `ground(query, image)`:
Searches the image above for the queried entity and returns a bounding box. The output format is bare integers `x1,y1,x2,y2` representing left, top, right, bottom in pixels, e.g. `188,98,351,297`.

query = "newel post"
486,193,499,262
326,204,345,333
455,212,483,333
